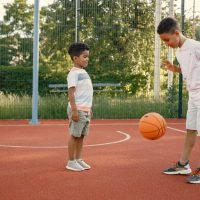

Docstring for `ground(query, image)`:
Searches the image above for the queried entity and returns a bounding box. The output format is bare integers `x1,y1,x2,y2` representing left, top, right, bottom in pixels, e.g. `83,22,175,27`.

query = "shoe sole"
163,169,192,175
82,167,91,170
66,166,85,171
187,180,200,184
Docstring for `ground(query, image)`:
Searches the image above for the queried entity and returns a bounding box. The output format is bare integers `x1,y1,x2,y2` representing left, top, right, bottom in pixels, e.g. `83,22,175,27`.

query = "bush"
0,65,68,95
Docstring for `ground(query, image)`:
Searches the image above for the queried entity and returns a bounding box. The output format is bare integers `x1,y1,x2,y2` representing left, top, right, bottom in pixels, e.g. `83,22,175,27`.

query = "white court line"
0,123,135,127
167,126,186,133
167,126,200,136
0,122,185,127
0,130,131,149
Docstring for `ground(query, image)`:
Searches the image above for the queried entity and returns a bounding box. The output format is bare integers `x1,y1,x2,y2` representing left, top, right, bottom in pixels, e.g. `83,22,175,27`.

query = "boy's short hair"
157,17,180,34
68,42,89,60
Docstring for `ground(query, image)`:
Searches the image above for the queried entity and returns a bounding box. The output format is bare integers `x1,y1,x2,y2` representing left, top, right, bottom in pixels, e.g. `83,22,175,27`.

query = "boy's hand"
162,60,181,73
72,110,79,122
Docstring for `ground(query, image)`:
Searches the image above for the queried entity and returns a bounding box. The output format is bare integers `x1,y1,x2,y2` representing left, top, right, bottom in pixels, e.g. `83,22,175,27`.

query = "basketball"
138,112,166,140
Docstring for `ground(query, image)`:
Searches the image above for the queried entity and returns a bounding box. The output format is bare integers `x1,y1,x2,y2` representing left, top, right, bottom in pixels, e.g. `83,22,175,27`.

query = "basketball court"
0,119,200,200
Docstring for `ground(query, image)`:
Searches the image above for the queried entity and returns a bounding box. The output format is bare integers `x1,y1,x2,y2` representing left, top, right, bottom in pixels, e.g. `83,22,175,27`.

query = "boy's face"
159,30,180,48
73,50,89,68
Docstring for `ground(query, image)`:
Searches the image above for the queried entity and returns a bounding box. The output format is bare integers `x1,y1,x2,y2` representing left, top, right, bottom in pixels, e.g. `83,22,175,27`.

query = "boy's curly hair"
157,17,180,34
68,43,89,60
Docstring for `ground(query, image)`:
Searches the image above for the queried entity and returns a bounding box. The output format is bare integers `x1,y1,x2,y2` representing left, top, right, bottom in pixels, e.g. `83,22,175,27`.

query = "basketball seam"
139,120,161,130
139,120,161,139
151,113,165,137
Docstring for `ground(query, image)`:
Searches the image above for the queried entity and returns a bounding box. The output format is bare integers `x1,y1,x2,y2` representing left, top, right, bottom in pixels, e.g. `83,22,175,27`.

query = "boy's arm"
90,109,93,118
162,60,181,73
68,87,79,122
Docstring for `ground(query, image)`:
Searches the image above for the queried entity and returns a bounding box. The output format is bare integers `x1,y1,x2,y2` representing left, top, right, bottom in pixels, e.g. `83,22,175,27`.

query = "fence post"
154,0,161,100
75,0,80,42
178,0,184,118
31,0,40,124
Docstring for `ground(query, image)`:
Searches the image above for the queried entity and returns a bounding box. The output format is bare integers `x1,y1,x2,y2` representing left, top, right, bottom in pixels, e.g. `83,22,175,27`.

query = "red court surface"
0,119,200,200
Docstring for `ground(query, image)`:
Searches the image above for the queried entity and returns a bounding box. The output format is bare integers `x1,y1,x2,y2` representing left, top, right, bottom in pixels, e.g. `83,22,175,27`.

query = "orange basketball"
138,112,166,140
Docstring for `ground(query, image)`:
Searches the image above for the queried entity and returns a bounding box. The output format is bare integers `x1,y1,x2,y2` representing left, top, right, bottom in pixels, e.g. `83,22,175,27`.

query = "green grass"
0,93,32,119
0,93,187,119
93,94,187,118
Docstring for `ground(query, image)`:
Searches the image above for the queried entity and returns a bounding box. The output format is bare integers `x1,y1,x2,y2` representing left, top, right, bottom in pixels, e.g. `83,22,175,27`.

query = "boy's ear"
73,56,77,61
174,30,180,36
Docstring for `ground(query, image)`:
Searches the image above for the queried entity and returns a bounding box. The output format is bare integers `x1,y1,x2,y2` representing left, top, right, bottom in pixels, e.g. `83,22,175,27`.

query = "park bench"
48,83,122,93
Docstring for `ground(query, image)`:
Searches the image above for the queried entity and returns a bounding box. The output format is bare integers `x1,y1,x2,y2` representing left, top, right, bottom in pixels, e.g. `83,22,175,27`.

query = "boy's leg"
76,135,91,169
66,112,85,171
163,97,198,175
179,129,197,164
197,129,200,168
75,112,91,169
186,103,200,184
76,135,84,160
66,135,85,171
163,130,197,175
68,135,77,160
186,130,200,184
163,129,197,175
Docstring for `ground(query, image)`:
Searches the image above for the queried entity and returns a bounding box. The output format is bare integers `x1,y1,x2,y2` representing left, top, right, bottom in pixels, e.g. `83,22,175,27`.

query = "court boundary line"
167,126,200,136
167,126,186,133
0,130,131,149
0,122,185,127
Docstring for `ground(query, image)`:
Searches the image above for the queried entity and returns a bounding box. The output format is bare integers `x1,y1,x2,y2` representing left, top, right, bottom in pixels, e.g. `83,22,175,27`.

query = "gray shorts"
67,107,91,137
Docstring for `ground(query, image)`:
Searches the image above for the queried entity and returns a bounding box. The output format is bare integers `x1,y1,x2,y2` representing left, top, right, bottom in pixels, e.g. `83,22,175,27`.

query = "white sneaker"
66,160,85,171
76,159,91,170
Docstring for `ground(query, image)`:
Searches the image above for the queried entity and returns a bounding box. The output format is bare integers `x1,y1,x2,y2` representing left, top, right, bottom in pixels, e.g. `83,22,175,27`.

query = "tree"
40,0,156,94
39,0,75,71
0,0,33,66
1,0,197,95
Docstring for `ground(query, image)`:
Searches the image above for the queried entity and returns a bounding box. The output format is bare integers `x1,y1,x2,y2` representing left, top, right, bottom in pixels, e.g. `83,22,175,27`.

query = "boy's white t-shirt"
176,39,200,93
67,67,93,112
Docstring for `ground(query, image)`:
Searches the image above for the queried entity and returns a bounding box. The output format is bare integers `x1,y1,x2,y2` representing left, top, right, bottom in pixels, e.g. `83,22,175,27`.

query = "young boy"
66,43,93,171
157,17,200,184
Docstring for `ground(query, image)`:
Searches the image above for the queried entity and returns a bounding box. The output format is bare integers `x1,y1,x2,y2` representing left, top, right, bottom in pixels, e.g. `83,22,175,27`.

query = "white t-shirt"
67,67,93,112
176,39,200,92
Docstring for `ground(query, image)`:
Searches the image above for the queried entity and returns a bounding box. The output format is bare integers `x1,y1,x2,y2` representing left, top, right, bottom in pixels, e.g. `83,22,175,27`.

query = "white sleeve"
67,71,78,88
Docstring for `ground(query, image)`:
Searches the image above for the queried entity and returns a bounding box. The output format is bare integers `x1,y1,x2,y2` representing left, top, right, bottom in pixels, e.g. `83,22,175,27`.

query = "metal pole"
75,0,80,42
178,0,184,118
154,0,161,99
31,0,40,124
168,0,174,88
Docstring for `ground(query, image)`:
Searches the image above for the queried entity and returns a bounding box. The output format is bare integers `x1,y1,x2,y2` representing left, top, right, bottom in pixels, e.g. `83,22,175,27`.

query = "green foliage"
0,0,33,66
79,0,155,94
166,85,178,118
196,25,200,41
38,0,156,94
0,0,198,96
0,65,32,94
0,93,187,119
0,65,68,95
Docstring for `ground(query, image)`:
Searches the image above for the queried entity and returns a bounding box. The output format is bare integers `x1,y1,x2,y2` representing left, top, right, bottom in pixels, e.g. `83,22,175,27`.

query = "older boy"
66,43,93,171
157,17,200,184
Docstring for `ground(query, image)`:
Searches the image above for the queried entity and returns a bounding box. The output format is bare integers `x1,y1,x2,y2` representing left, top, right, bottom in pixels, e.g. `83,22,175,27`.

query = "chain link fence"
0,0,198,119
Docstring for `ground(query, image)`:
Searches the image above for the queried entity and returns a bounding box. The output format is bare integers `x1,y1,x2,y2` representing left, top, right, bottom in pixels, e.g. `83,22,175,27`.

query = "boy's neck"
73,64,83,69
179,35,187,48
